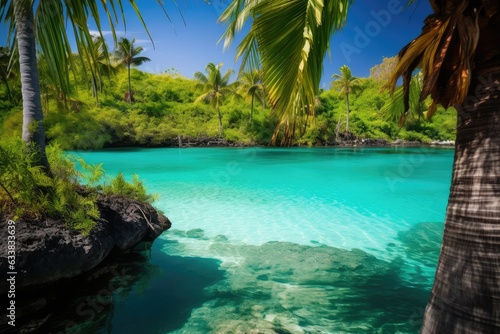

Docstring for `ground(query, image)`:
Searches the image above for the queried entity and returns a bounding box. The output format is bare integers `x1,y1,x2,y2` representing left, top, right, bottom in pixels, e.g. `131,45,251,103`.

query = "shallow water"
67,147,453,333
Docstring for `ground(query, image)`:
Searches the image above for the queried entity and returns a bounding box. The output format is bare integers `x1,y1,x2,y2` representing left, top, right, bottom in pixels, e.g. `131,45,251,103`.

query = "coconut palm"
0,0,162,170
221,0,500,332
388,1,500,332
330,65,361,135
194,62,236,137
237,69,265,124
113,37,151,104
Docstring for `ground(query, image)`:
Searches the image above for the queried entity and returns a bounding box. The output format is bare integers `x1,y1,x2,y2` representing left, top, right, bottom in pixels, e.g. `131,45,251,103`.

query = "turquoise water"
69,147,453,333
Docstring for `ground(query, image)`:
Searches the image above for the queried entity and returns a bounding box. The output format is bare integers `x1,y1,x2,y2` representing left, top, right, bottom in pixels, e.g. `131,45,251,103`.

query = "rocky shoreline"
103,135,455,149
0,195,170,331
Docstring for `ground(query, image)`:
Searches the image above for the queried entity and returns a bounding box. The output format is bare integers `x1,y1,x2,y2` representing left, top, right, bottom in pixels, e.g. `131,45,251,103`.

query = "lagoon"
62,147,453,333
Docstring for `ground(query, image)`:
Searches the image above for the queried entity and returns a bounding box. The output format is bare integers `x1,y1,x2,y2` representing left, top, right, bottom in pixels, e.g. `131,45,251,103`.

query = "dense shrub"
0,140,158,234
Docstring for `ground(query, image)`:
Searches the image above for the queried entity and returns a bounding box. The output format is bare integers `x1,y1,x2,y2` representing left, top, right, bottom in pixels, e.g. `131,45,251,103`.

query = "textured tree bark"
421,67,500,332
14,0,50,171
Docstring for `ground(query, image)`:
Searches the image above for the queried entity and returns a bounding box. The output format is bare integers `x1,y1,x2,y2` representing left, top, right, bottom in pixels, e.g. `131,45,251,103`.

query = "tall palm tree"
388,1,500,332
221,0,500,332
194,62,236,137
237,69,265,124
0,0,162,170
330,65,361,134
114,37,151,104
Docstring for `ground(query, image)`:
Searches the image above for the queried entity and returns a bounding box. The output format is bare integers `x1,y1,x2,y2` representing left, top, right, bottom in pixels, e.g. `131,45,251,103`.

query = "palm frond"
383,72,427,126
389,0,482,116
1,0,167,107
220,0,353,145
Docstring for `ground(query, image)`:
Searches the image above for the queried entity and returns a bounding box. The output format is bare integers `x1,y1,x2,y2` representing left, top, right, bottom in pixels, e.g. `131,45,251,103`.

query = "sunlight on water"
70,147,453,333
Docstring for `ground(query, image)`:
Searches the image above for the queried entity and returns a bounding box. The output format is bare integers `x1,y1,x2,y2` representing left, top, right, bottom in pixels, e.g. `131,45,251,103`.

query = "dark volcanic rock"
97,195,170,249
0,195,170,295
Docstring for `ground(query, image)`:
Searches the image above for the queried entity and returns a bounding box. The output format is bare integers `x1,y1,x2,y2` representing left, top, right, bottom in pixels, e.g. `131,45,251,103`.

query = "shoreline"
92,137,455,150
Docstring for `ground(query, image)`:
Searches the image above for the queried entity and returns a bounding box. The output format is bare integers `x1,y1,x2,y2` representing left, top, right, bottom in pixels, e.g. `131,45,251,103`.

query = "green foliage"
0,62,456,148
0,140,158,234
0,140,98,234
102,173,159,204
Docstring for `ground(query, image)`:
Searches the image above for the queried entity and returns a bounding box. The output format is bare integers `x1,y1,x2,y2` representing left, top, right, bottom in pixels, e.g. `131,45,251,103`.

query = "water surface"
69,147,453,333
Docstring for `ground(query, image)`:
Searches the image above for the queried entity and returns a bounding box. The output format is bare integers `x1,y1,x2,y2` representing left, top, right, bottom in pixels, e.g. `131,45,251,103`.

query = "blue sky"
1,0,432,88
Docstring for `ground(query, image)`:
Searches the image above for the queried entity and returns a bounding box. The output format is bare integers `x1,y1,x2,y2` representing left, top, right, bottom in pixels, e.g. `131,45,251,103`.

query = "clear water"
67,147,454,333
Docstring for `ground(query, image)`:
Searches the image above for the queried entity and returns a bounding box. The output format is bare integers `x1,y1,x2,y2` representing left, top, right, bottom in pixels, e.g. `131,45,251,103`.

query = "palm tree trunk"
217,106,223,137
345,92,350,134
421,69,500,333
14,0,50,172
127,63,132,104
250,93,254,124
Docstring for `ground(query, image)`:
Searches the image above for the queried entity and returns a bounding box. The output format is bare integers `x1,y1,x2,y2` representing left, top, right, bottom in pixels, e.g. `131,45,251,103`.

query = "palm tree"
0,1,162,170
85,36,116,105
221,0,500,332
330,65,361,135
388,1,500,332
114,37,151,104
194,62,236,137
237,69,265,124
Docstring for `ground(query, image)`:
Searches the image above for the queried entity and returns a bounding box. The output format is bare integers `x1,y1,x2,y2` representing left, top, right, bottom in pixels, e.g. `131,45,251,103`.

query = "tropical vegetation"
0,0,167,233
0,138,156,235
1,0,497,332
114,37,151,104
194,62,237,137
237,69,265,124
331,65,361,136
0,61,456,149
0,0,166,171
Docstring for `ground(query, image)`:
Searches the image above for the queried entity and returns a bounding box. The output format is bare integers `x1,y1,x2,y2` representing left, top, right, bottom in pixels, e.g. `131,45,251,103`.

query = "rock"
391,139,421,146
430,140,455,146
97,195,170,249
0,195,170,295
357,138,389,146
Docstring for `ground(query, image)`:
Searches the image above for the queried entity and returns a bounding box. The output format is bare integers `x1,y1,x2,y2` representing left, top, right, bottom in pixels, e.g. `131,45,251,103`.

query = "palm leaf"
388,0,483,115
220,0,352,145
1,0,166,107
383,72,427,126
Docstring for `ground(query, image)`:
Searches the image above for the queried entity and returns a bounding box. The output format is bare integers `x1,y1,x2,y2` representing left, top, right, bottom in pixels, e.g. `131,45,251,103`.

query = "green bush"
0,140,98,234
0,140,158,234
102,173,159,204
